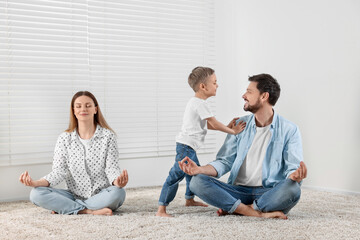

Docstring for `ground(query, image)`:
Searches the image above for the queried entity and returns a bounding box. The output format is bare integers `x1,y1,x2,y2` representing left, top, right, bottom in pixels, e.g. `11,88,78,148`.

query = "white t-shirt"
234,125,272,187
175,97,214,151
79,136,91,157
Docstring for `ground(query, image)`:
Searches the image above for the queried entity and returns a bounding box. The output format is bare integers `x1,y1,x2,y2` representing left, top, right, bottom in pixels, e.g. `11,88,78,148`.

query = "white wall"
214,0,360,193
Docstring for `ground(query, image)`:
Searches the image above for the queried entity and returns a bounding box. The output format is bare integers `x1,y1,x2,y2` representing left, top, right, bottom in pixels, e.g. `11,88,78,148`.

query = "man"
179,73,307,219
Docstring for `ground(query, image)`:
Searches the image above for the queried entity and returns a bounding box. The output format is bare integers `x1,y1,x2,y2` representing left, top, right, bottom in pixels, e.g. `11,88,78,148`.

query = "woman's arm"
104,133,124,186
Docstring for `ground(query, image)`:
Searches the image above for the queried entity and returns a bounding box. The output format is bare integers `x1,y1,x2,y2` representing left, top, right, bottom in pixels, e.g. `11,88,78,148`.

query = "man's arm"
283,125,307,182
178,157,218,177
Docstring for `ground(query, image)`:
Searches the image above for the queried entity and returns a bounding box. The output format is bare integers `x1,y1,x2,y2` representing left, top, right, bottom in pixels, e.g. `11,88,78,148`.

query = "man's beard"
243,99,262,113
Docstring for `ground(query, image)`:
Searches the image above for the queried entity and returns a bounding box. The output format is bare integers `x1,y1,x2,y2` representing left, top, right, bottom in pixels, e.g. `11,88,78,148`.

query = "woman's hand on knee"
113,169,129,188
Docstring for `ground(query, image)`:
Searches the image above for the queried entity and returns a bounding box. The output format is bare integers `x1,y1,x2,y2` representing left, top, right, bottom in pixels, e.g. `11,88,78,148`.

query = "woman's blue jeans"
190,174,301,214
30,185,126,215
158,143,200,206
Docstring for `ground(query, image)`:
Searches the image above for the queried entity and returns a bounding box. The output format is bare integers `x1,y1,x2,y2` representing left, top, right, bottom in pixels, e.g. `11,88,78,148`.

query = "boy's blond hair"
188,66,214,92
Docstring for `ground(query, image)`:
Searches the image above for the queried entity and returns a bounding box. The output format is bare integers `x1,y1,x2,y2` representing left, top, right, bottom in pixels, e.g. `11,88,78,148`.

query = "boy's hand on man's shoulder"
232,120,246,134
227,117,239,128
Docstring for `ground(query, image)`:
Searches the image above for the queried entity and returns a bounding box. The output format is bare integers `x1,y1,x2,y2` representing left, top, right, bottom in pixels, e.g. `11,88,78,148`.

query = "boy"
156,66,246,217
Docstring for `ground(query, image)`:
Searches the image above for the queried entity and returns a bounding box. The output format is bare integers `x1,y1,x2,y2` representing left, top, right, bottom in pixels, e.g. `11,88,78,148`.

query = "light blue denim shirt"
209,111,303,188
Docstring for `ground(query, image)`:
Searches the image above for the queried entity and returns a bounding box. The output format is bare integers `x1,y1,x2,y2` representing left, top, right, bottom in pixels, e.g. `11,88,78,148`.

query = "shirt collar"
70,124,103,141
249,109,278,129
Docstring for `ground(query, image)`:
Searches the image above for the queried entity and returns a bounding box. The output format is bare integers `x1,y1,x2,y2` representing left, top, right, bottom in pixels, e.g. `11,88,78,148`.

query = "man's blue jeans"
30,186,126,215
190,174,301,214
158,143,200,206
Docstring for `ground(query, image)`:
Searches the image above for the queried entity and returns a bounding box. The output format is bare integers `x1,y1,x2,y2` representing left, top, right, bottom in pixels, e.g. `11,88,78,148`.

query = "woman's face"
73,95,97,122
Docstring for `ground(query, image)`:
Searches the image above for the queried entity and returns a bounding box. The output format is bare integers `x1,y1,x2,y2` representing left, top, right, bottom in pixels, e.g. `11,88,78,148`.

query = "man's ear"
261,92,269,102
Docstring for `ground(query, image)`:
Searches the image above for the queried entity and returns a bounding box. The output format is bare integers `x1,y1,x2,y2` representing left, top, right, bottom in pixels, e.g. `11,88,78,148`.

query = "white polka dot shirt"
43,125,121,200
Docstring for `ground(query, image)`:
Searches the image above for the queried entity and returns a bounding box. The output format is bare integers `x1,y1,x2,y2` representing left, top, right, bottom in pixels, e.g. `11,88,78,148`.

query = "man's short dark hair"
248,74,281,106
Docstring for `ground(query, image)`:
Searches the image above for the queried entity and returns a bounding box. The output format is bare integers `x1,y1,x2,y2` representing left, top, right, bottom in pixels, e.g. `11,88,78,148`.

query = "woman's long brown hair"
65,91,114,133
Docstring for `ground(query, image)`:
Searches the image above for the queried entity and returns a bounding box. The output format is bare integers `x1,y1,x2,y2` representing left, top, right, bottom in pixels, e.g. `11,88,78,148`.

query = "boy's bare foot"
78,207,113,216
185,198,208,207
156,205,173,217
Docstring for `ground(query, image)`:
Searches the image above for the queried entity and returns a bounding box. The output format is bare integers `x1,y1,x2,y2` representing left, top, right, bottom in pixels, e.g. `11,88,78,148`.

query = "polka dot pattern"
43,125,121,200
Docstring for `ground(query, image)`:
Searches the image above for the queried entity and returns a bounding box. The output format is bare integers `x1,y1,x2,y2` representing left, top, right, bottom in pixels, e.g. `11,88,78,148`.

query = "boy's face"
203,73,218,97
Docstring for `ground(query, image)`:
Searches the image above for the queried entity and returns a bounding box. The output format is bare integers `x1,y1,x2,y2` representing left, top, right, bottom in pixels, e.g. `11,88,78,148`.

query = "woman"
19,91,128,215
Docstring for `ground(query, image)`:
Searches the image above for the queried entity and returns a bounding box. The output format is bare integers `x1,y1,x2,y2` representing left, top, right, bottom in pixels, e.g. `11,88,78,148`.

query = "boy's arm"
207,117,245,135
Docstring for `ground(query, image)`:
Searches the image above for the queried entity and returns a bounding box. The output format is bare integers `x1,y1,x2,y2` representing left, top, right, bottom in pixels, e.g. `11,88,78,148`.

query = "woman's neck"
77,121,96,139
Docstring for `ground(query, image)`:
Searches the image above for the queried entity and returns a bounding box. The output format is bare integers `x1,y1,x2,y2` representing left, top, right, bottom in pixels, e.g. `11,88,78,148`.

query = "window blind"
0,0,216,166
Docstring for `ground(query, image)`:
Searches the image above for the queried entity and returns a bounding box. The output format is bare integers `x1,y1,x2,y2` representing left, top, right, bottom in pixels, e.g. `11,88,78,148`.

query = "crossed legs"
190,174,301,219
30,186,126,215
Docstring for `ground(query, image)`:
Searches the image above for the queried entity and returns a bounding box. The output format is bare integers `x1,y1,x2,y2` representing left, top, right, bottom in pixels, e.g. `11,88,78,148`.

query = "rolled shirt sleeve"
209,133,238,178
283,126,303,179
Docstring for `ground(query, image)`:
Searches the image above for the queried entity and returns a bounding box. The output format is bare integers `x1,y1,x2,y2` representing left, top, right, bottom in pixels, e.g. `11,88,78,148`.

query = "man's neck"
77,121,96,139
254,107,274,127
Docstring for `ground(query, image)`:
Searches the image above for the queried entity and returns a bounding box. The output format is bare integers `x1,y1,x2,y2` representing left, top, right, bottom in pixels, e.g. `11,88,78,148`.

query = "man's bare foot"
261,211,288,219
217,209,229,216
217,208,241,216
185,198,208,207
78,207,113,216
51,211,58,214
156,205,173,217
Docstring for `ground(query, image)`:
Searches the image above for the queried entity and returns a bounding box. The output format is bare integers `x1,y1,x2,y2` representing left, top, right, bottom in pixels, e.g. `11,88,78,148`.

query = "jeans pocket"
175,144,186,162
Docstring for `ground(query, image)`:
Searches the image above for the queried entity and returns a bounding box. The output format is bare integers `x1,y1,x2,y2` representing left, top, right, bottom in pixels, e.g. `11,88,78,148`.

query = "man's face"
242,82,262,113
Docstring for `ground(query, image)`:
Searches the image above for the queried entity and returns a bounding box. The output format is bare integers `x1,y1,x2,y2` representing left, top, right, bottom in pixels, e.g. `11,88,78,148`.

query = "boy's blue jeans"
30,185,126,215
158,143,200,206
190,174,301,214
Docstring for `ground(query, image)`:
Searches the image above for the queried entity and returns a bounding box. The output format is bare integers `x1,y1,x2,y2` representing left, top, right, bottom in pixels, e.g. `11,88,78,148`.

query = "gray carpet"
1,185,359,240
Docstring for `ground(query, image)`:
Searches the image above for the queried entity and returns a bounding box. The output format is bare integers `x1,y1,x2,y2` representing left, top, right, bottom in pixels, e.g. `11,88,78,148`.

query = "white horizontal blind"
0,0,216,166
0,0,90,166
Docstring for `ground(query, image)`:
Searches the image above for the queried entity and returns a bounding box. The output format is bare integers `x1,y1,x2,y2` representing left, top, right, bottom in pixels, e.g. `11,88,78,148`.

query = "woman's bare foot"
156,205,173,217
185,198,208,207
78,207,113,216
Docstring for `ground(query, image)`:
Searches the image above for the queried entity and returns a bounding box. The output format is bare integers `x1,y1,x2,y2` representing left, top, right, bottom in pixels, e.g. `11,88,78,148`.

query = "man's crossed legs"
190,174,301,219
